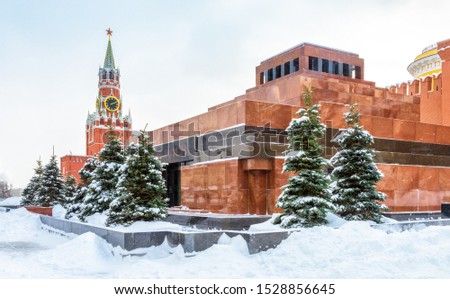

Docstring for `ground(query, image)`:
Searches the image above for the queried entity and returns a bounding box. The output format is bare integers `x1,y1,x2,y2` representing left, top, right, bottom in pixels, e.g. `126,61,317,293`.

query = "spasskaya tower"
86,28,132,156
61,29,133,181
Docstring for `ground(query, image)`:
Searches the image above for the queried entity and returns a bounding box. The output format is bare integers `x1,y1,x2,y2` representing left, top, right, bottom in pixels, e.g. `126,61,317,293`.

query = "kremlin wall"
61,32,450,215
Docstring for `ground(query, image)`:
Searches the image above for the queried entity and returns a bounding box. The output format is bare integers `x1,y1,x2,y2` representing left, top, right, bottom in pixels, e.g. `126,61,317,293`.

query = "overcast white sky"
2,0,450,187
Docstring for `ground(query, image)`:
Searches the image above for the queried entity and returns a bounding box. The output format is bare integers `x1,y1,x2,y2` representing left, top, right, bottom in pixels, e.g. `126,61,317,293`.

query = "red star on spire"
106,28,113,37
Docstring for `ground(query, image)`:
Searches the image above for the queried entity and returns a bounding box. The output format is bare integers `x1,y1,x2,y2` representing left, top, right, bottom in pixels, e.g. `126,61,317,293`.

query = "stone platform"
39,214,294,254
373,218,450,233
382,211,446,221
166,212,272,230
6,207,450,255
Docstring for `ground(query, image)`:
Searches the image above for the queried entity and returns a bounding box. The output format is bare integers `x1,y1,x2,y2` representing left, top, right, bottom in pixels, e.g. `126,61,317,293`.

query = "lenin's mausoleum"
61,31,450,215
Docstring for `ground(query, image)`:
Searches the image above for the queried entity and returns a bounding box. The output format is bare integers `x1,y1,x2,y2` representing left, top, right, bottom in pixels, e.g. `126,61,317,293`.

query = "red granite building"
154,40,450,214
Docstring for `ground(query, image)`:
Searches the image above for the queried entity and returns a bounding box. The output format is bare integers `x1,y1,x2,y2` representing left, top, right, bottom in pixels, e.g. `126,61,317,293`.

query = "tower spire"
104,28,116,69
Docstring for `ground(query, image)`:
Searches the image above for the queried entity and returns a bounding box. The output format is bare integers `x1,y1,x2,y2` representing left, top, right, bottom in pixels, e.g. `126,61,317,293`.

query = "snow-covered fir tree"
273,90,334,228
36,155,65,207
21,158,44,206
65,157,99,219
107,130,168,226
330,104,387,222
78,131,124,221
62,175,77,207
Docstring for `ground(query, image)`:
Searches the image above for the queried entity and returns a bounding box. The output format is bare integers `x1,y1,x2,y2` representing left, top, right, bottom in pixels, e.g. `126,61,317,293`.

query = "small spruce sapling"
274,89,334,228
330,104,388,222
21,158,44,206
36,155,65,207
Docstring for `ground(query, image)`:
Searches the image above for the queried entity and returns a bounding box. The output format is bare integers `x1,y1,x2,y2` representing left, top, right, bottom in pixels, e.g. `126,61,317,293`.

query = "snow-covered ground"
0,196,21,205
2,207,450,278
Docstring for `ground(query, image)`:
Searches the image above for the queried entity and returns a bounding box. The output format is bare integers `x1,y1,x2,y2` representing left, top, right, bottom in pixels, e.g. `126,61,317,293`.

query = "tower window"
293,58,299,72
109,72,114,79
102,71,107,79
332,61,339,75
267,69,273,82
284,62,290,75
275,65,282,78
322,59,329,73
343,63,350,77
309,57,319,71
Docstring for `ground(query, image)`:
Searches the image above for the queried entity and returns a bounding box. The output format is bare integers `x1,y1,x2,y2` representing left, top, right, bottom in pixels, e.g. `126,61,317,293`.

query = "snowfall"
1,197,450,279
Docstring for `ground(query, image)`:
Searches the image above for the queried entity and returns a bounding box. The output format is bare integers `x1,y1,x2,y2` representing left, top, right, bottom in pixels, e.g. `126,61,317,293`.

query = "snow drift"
2,208,450,278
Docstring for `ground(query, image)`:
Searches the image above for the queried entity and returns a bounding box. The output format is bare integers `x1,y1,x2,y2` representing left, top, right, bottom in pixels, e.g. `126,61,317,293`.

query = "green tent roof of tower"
103,36,116,69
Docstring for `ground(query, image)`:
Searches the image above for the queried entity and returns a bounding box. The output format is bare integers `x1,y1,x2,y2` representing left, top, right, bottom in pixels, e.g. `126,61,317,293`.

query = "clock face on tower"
104,96,120,112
